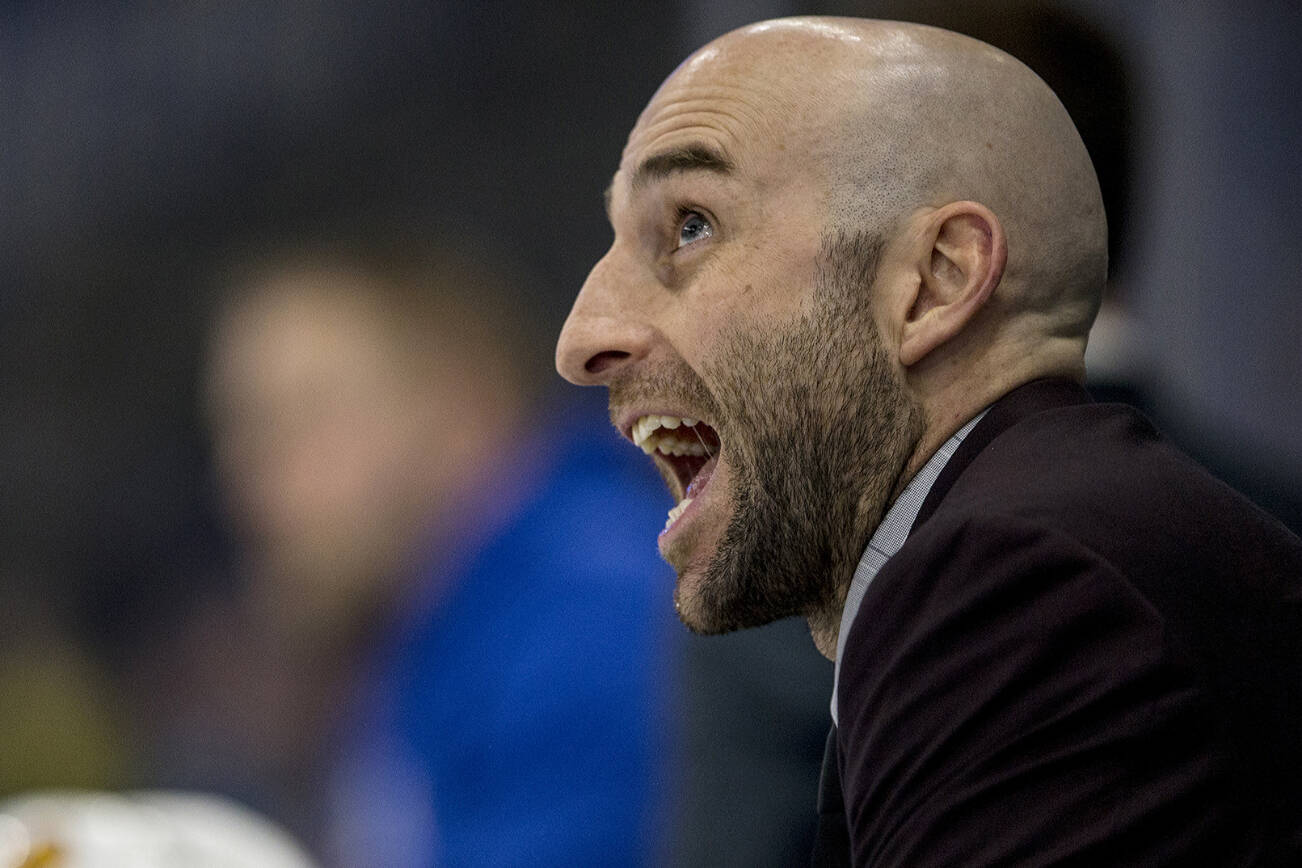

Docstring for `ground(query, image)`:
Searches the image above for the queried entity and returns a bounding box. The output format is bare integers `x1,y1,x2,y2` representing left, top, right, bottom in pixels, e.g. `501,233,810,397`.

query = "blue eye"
677,211,713,248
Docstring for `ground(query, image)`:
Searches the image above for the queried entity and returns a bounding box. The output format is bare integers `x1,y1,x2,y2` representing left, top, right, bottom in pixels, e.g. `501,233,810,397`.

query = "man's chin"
670,552,774,636
665,540,725,633
671,567,725,635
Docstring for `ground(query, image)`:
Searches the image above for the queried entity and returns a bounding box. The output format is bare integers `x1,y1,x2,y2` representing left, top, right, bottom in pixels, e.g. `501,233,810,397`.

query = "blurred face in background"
204,269,458,641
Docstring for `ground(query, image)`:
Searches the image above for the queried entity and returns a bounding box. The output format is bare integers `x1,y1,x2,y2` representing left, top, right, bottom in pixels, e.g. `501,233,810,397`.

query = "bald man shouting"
556,17,1302,866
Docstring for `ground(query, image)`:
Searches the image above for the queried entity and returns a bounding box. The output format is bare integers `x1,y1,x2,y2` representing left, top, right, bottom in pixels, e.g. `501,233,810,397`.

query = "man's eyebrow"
603,144,736,218
630,144,735,191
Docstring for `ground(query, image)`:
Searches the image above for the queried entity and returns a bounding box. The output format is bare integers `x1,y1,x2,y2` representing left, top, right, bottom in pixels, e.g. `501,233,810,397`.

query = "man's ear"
898,201,1007,368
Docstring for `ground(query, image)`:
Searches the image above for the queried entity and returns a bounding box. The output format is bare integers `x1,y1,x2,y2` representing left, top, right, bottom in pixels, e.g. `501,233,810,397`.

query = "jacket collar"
910,378,1094,534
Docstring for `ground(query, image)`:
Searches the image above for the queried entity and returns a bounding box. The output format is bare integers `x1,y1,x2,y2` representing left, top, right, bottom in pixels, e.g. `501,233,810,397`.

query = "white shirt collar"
830,411,986,725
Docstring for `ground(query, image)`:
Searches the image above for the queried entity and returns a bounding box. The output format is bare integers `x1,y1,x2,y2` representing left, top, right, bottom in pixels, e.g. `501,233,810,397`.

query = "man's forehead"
605,70,812,211
622,79,769,165
598,18,926,219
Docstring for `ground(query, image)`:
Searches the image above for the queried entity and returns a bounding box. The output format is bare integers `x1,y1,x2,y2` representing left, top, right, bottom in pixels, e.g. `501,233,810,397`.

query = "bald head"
647,17,1106,365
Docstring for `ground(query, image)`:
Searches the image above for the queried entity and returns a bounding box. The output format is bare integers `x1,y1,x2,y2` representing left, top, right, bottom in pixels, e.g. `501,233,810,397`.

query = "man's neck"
809,605,844,660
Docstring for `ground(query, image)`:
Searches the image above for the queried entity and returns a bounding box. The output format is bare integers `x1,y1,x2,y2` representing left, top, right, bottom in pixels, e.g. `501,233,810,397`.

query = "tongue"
685,455,718,500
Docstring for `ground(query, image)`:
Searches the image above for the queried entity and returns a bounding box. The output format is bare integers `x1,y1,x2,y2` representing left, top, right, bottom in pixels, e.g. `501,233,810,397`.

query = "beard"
615,229,924,636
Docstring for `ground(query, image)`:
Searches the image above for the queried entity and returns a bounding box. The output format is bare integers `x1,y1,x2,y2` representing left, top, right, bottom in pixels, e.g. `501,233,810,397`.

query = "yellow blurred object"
18,842,62,867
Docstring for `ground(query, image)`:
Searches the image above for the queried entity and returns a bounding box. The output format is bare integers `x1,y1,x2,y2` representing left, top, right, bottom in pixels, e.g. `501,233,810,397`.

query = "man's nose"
555,255,656,386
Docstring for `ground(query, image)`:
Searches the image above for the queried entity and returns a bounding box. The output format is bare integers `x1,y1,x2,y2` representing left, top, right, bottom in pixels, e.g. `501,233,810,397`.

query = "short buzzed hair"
817,22,1106,337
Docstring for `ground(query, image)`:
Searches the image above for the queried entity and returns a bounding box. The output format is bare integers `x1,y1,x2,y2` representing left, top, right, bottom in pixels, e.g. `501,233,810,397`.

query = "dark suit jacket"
816,379,1302,866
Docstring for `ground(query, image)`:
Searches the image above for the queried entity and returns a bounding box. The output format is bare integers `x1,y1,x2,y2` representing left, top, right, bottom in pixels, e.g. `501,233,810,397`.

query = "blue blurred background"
1,1,1298,865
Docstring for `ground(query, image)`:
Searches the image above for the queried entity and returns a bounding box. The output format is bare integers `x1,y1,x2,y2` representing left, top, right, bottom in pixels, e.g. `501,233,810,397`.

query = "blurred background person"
148,233,680,866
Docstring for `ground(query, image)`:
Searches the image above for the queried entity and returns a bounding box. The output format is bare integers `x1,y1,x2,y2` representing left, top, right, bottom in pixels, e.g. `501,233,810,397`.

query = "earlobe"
898,202,1007,368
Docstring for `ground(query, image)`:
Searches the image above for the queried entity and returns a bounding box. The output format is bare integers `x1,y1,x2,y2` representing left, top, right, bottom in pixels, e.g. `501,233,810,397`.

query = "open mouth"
629,414,722,531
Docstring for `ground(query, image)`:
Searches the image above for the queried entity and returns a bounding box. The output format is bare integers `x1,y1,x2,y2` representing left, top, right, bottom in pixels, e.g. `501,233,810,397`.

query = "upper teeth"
632,414,708,456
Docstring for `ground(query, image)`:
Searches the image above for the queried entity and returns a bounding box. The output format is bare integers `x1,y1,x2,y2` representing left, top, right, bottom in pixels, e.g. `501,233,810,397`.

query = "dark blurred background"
2,0,1299,864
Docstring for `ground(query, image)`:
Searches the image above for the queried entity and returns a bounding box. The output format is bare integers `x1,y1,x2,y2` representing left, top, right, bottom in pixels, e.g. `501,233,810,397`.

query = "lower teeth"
664,496,694,530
